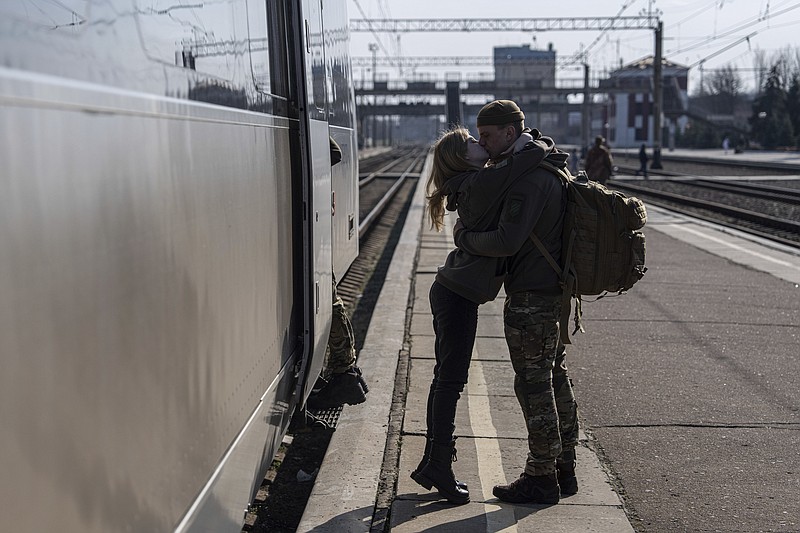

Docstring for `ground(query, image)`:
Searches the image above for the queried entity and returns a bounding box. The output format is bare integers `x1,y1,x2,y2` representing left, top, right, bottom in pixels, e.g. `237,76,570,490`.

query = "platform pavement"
297,153,637,532
298,146,800,531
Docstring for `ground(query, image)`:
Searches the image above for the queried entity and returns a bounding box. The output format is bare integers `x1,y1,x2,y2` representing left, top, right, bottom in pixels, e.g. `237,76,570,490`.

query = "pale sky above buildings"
347,0,800,93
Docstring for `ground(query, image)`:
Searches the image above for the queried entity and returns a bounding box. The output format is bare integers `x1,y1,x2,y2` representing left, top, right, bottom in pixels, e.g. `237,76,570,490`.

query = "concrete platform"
297,152,800,531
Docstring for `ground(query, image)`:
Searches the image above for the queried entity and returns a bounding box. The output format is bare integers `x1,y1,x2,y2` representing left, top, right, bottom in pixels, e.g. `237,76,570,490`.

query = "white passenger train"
0,1,358,530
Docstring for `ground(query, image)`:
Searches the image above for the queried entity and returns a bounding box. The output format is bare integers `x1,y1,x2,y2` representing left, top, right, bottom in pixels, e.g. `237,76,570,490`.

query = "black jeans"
426,281,479,445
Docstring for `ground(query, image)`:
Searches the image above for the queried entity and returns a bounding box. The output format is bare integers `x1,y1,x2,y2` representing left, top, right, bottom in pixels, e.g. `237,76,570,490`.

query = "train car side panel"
0,70,300,531
0,0,361,529
0,1,310,530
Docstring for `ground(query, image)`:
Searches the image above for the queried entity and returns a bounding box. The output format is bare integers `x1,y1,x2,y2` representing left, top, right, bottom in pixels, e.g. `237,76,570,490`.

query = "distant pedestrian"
635,143,648,179
722,136,730,155
584,135,613,185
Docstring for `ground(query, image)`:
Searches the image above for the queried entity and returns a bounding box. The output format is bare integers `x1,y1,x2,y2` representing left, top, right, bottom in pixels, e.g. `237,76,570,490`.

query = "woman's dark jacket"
434,132,554,304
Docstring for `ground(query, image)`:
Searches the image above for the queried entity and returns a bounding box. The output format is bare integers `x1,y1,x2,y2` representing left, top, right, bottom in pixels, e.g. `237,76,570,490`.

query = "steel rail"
613,173,800,205
611,181,800,236
622,195,800,249
359,159,406,188
690,179,800,204
358,152,424,238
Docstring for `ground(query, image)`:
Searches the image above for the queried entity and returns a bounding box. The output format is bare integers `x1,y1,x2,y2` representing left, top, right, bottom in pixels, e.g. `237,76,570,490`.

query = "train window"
0,1,90,82
0,1,89,32
136,0,252,107
246,0,271,95
305,0,327,119
137,1,250,82
264,0,290,100
322,5,353,129
2,0,294,114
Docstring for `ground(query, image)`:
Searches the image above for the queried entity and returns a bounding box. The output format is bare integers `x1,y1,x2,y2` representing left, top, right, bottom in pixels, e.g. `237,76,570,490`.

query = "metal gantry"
349,17,659,33
351,16,664,165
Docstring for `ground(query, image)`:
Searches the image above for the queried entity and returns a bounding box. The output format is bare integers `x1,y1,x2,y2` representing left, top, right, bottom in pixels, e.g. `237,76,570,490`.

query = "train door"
294,0,333,402
324,0,359,281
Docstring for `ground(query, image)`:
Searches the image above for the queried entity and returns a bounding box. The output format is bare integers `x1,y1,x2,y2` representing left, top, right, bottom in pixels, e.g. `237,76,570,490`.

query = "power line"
351,0,397,69
667,1,800,56
669,0,719,28
564,0,640,64
689,32,758,68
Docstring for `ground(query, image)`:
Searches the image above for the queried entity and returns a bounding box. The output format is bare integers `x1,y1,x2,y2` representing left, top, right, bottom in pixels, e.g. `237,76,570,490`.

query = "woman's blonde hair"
426,126,475,231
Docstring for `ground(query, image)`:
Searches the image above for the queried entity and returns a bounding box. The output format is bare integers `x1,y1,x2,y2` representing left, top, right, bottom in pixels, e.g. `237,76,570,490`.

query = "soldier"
305,137,369,411
585,135,614,185
455,99,579,504
414,124,551,505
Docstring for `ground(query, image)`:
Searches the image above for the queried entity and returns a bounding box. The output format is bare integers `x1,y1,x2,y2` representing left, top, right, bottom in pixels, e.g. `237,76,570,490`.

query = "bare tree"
705,64,742,96
702,64,741,114
752,49,769,93
774,48,792,91
751,46,800,93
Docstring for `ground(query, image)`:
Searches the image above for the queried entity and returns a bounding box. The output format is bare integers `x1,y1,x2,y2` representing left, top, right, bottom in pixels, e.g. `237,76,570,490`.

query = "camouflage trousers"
326,277,356,374
504,291,579,476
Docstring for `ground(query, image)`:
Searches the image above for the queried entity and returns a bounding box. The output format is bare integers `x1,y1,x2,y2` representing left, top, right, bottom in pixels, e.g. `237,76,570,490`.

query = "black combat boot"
351,365,370,393
410,437,467,490
410,441,470,505
306,365,367,410
493,472,560,504
557,448,578,496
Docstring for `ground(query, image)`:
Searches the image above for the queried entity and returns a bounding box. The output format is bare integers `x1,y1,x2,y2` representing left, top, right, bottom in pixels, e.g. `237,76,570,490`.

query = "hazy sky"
346,0,800,92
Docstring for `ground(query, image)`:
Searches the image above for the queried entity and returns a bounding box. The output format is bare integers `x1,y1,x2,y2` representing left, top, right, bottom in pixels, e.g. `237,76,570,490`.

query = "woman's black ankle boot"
411,438,468,490
411,437,432,479
411,441,470,504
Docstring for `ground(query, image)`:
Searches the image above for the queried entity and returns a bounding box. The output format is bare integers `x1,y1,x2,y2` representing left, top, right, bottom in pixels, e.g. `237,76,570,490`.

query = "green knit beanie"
476,99,525,127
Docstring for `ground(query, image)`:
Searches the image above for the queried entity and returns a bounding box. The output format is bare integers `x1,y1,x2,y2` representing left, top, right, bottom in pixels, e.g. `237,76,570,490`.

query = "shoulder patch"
504,194,524,223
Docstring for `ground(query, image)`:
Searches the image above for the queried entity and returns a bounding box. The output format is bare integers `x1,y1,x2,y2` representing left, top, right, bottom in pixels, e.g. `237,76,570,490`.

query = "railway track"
611,167,800,248
358,150,427,237
243,146,427,532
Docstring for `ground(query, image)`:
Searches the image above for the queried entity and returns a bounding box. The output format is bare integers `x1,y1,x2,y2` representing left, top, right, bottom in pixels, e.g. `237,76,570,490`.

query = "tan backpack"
530,161,647,344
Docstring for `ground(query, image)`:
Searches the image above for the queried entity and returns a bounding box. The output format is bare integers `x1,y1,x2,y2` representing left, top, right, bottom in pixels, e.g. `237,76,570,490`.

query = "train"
0,0,358,531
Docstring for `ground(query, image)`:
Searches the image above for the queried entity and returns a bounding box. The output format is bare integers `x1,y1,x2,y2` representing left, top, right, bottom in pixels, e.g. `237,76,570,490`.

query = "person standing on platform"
635,143,649,179
305,274,369,410
305,137,369,411
455,99,579,505
413,125,552,505
584,135,614,185
723,136,730,155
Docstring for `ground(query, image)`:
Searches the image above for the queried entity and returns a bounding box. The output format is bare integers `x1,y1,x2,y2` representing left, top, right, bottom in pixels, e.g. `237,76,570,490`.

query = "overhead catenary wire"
351,0,398,72
668,1,800,57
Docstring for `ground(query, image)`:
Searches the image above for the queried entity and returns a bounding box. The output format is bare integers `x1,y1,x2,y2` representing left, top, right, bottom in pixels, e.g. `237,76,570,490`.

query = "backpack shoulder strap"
529,233,562,277
525,161,579,345
527,160,571,278
539,160,572,183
